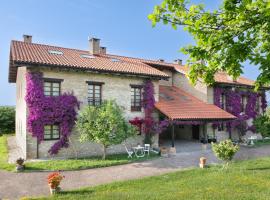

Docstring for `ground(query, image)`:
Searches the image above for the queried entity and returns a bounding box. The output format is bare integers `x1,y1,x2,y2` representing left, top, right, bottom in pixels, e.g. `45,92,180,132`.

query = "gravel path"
1,145,270,200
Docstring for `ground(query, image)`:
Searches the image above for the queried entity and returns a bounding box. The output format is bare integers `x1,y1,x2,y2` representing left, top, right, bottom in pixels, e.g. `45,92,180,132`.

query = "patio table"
132,146,145,158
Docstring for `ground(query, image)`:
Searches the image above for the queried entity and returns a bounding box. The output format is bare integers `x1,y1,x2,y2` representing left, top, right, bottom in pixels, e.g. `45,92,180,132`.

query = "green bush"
212,140,239,167
254,115,270,138
0,106,15,135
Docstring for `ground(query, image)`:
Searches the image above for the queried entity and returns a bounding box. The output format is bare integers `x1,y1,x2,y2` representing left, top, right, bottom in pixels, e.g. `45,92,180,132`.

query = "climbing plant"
25,72,80,155
213,86,267,135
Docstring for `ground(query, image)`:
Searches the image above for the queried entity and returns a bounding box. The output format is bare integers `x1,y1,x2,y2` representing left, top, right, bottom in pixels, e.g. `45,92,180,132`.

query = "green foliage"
0,106,15,135
76,100,136,159
149,0,270,88
212,139,239,166
254,114,270,138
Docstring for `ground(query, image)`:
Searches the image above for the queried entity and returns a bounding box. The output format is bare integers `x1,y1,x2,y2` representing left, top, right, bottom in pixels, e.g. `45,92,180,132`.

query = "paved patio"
161,139,211,153
2,142,270,200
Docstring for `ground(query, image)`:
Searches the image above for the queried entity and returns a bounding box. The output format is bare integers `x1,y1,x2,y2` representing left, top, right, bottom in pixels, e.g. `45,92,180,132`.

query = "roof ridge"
11,40,90,54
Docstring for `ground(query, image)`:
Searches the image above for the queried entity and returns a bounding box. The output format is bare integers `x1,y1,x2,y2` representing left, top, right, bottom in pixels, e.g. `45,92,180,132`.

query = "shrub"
76,100,137,159
212,140,239,167
0,106,15,135
254,115,270,138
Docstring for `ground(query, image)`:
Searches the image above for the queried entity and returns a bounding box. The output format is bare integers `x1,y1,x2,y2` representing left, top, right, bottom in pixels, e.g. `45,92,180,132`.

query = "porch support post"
171,121,175,147
203,122,207,142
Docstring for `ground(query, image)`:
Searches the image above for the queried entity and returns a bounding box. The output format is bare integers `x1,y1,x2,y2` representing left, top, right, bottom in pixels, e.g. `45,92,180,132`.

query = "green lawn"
0,135,158,172
25,157,270,200
253,139,270,147
0,135,15,171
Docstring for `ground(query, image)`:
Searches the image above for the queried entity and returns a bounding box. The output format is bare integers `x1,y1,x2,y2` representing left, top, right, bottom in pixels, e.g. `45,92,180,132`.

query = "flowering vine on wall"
213,86,267,134
25,72,80,155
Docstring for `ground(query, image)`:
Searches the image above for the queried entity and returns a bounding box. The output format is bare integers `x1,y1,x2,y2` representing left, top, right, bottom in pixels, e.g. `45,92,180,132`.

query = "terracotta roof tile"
9,41,169,82
155,85,236,120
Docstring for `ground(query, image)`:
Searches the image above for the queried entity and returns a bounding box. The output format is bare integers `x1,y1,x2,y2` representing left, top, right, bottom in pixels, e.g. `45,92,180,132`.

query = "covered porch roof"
155,86,236,121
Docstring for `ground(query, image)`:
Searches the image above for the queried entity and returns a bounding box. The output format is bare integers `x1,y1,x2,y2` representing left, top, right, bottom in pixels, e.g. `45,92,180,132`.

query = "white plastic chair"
124,145,134,158
144,144,150,156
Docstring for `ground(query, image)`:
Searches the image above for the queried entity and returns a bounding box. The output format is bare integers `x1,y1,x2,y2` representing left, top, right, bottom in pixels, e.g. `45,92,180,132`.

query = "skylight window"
111,58,121,62
80,54,95,59
48,50,63,55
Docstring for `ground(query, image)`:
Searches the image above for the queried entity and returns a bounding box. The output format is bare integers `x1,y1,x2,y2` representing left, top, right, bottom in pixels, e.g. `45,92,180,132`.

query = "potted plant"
16,158,25,172
47,172,65,194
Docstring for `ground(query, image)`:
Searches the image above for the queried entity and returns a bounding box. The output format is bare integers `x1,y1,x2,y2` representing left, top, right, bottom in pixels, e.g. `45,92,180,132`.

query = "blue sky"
0,0,260,106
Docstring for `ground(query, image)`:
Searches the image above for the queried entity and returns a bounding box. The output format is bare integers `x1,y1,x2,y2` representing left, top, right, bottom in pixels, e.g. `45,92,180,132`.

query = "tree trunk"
102,145,107,160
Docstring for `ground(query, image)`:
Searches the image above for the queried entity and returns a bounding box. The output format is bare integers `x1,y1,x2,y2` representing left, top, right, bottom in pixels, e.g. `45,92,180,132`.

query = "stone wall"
25,67,160,159
172,72,209,102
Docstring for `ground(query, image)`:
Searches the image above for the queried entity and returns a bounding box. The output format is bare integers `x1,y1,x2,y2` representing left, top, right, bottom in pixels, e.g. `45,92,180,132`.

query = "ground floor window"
44,125,60,140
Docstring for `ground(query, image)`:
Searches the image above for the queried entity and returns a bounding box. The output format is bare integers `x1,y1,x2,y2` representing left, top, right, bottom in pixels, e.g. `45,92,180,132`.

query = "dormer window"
48,50,63,55
80,54,95,59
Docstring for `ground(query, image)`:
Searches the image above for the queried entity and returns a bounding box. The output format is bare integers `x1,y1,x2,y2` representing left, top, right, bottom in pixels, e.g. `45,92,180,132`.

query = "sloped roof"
9,41,169,82
173,65,255,87
155,85,236,120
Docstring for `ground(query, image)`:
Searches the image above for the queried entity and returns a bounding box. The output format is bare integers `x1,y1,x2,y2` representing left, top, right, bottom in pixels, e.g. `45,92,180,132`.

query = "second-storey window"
87,81,103,106
241,95,247,112
43,78,62,96
131,85,142,111
220,93,226,110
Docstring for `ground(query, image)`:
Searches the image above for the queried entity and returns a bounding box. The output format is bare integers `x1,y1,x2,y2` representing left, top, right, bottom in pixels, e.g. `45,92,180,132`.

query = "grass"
0,134,15,171
253,139,270,147
25,157,270,200
0,135,158,172
25,153,158,171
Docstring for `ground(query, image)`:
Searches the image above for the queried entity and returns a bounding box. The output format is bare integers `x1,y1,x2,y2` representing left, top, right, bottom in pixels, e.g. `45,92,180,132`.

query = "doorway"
192,125,200,140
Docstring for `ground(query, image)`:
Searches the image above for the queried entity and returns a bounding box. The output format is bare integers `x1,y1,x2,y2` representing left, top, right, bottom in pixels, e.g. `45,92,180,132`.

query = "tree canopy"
149,0,270,89
76,100,136,159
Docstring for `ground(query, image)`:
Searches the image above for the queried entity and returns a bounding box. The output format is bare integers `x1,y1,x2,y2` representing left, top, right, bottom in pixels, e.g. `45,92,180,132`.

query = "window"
256,96,261,113
220,93,226,110
87,81,103,106
218,123,224,131
44,125,60,140
241,95,247,112
48,50,63,55
43,78,63,96
131,85,142,111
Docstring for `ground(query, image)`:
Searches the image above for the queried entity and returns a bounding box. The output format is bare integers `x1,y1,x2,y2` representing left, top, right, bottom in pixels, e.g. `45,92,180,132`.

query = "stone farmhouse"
9,35,267,159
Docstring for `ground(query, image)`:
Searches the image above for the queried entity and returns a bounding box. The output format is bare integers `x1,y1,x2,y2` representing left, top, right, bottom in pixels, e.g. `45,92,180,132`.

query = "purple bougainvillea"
25,72,80,155
213,86,267,134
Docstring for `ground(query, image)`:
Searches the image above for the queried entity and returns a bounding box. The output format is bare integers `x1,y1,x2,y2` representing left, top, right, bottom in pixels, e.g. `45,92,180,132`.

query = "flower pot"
49,185,61,195
169,147,176,156
16,164,25,172
199,157,207,168
160,147,168,157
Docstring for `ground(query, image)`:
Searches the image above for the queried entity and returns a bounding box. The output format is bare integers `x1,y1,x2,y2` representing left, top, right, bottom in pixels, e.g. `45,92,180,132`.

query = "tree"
0,106,15,135
149,0,270,89
254,114,270,138
212,139,239,168
76,100,137,159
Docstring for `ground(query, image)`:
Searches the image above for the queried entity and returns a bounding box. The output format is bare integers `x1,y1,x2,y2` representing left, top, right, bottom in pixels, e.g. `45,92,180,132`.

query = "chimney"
174,59,182,65
158,59,164,62
89,37,100,54
100,46,106,54
23,35,32,43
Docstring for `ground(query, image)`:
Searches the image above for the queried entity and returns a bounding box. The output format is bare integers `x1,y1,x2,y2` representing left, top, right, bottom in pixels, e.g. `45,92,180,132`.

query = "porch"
160,139,211,154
